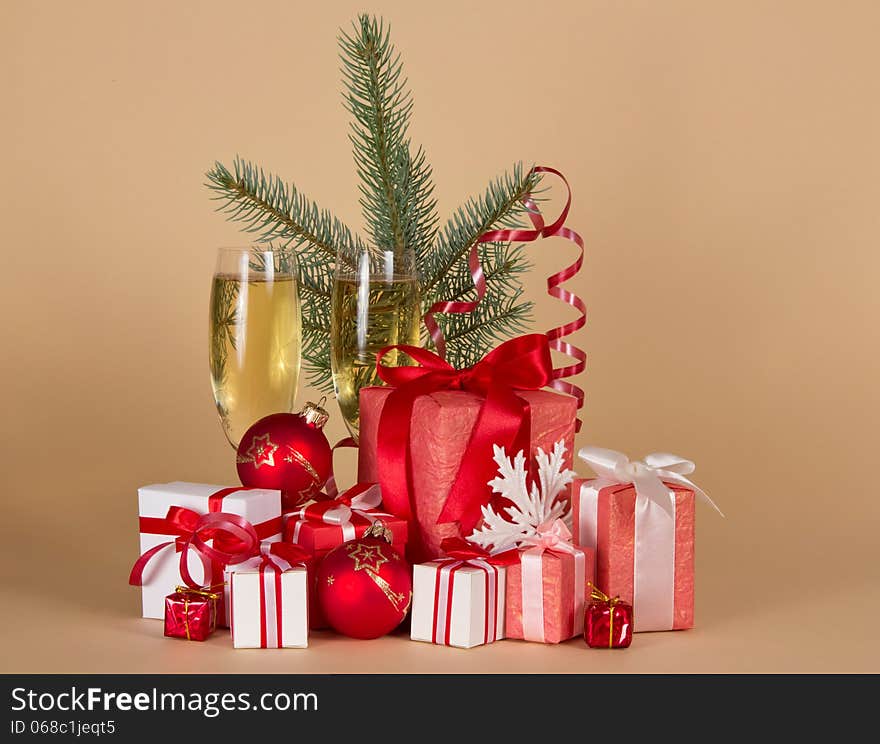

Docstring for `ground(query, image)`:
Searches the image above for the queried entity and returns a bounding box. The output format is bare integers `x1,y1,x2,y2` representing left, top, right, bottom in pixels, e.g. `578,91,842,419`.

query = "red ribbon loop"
263,542,312,568
129,507,261,589
440,537,491,561
376,334,553,544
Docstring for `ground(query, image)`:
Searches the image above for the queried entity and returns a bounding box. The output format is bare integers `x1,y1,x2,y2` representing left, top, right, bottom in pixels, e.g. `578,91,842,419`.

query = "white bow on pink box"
575,447,723,632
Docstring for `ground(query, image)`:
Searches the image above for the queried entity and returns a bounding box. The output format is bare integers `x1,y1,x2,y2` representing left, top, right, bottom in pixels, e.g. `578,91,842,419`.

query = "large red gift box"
358,387,576,561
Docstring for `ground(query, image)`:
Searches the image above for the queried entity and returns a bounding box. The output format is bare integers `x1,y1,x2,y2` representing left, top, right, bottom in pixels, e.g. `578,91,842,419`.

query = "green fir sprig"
206,13,540,391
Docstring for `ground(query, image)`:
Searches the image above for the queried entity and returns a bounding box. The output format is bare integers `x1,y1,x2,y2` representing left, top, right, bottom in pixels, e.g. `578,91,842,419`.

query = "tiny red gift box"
163,586,219,641
584,585,633,649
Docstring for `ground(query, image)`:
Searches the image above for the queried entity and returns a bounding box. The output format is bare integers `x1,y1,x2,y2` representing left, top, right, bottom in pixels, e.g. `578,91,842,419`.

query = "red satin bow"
439,537,519,566
241,542,314,571
129,507,261,590
375,334,553,537
440,537,492,561
258,541,312,569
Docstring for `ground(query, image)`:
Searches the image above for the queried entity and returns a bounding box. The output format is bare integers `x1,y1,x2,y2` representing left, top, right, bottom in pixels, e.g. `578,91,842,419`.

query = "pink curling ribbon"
422,166,586,428
322,437,358,500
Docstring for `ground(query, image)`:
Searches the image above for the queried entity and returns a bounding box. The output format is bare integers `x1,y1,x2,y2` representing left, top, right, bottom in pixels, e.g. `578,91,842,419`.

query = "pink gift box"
572,479,695,631
505,545,595,644
358,387,577,561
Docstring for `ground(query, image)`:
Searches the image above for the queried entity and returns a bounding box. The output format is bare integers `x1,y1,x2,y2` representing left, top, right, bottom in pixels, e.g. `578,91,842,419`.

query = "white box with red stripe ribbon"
230,565,308,649
134,483,283,623
410,560,506,649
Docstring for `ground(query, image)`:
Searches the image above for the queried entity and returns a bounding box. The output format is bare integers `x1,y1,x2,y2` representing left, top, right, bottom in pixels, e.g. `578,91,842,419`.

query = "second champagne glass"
330,246,421,441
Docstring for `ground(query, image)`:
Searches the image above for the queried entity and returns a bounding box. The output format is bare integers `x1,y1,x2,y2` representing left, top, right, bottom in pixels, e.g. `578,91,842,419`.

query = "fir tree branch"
206,17,555,391
421,164,541,296
427,242,532,305
301,328,335,392
434,294,535,370
340,15,437,259
205,158,362,263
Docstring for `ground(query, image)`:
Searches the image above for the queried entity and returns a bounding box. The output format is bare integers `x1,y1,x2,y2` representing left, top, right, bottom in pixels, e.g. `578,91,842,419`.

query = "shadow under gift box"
357,387,577,561
572,479,695,632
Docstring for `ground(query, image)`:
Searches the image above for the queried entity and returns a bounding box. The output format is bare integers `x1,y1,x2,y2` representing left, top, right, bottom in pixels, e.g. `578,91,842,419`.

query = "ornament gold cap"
300,397,330,429
363,520,393,543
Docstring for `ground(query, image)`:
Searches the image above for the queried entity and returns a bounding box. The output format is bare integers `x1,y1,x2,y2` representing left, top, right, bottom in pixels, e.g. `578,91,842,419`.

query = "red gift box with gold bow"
164,585,220,642
358,335,577,563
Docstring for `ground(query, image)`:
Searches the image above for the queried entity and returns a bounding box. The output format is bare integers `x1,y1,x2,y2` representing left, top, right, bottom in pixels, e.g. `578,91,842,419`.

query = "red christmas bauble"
317,524,412,639
236,401,332,511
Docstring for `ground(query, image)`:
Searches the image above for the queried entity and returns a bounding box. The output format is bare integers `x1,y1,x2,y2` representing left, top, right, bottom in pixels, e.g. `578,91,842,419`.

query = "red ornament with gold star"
236,400,332,512
317,522,412,639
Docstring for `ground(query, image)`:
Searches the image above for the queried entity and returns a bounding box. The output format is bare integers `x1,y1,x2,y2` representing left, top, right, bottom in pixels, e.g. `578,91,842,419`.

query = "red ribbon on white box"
575,447,722,632
519,519,586,642
232,543,308,649
429,538,518,646
431,558,500,646
288,483,389,543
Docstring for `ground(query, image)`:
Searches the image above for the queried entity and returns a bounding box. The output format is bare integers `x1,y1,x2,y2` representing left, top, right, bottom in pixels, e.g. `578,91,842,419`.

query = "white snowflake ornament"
468,440,575,553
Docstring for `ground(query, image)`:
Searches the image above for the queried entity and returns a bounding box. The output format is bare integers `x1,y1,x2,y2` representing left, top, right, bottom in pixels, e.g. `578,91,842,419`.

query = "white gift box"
410,560,506,649
230,564,308,648
135,482,282,623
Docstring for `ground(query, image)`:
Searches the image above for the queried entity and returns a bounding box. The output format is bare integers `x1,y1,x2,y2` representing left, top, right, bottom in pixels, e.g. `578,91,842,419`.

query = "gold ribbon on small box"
588,582,625,649
174,585,222,640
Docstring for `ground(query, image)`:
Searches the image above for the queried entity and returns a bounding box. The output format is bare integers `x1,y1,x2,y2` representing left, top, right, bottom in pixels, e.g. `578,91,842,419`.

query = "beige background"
1,0,878,673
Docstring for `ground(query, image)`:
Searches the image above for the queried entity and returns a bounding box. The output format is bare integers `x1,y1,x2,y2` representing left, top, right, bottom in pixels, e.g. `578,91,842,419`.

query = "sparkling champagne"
209,274,301,447
330,276,421,438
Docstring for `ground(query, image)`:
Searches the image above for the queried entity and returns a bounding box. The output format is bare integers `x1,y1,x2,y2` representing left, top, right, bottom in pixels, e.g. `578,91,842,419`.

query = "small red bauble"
584,584,633,649
236,401,332,511
317,523,412,639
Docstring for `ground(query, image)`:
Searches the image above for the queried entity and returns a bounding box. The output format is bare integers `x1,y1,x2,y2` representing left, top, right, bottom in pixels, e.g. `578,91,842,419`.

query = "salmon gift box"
571,447,722,632
503,521,594,644
357,335,578,562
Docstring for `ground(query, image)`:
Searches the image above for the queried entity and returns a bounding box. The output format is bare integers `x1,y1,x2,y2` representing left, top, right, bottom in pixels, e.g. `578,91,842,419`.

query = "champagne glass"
330,246,421,441
209,247,302,448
